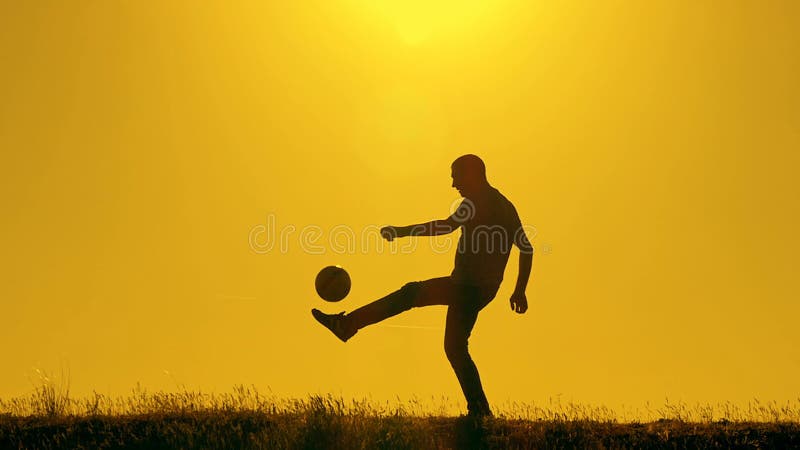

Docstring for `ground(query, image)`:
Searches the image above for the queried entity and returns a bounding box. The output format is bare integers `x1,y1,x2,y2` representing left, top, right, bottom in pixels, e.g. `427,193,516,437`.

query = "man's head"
451,154,488,198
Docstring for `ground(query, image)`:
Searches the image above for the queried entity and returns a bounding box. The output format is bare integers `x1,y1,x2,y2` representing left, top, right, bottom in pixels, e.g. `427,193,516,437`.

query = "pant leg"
347,277,454,330
444,284,496,414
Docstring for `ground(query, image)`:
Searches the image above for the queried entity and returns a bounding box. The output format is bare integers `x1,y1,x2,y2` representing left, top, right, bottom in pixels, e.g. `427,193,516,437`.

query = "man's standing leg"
444,287,493,416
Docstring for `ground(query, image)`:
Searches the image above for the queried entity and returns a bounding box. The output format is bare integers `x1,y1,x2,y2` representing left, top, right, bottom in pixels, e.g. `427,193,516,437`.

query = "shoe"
311,309,357,342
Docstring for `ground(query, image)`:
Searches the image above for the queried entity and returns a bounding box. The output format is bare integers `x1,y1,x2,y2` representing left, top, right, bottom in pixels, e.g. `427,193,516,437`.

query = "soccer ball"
315,265,351,302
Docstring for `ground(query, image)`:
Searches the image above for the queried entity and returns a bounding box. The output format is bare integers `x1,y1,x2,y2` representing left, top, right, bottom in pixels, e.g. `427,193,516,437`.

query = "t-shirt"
450,186,531,289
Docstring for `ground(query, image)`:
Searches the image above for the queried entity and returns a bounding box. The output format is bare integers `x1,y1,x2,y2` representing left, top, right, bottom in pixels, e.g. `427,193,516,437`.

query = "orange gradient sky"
1,1,799,411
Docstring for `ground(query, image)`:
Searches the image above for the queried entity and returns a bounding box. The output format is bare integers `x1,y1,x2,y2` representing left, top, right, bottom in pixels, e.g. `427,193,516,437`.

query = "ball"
315,265,351,302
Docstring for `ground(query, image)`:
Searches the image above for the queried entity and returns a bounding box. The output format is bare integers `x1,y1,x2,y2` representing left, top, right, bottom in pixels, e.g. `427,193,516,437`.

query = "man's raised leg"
312,277,451,342
346,281,422,330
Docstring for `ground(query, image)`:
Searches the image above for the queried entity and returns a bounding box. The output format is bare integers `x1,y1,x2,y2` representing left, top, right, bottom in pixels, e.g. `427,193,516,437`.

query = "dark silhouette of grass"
2,382,799,449
3,410,800,449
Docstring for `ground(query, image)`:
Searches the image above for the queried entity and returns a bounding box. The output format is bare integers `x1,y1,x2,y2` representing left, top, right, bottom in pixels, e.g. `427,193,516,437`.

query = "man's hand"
510,290,528,314
381,226,399,242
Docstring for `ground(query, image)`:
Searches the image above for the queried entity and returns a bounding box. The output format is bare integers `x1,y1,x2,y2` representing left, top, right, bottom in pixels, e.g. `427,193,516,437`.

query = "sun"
362,0,493,45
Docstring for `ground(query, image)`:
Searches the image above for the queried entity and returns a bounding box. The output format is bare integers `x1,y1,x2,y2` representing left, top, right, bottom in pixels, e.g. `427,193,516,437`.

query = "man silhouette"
312,154,533,417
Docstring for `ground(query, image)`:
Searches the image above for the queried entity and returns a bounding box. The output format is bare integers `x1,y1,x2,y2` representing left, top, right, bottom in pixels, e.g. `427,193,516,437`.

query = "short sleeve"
509,204,533,253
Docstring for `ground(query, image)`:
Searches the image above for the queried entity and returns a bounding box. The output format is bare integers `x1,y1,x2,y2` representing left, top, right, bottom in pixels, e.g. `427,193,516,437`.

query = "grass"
1,378,799,449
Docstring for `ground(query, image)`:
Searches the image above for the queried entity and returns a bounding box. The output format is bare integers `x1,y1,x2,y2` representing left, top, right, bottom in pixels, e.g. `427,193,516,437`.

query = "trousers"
347,276,498,414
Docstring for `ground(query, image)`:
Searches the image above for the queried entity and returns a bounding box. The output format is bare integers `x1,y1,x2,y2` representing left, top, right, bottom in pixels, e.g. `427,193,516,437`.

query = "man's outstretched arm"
381,200,470,241
381,219,457,241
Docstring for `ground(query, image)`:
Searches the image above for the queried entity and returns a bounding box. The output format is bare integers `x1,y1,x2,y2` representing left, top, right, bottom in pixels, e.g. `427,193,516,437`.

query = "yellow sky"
1,1,799,411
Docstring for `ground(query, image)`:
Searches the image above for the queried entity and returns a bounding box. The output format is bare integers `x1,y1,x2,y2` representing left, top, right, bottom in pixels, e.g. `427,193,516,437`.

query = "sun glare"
364,0,493,45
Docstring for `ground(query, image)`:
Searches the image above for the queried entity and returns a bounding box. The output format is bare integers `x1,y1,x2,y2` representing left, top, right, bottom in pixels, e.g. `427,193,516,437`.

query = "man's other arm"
510,209,533,314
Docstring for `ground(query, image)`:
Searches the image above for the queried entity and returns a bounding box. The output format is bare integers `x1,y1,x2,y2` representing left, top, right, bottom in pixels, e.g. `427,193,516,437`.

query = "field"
2,381,799,449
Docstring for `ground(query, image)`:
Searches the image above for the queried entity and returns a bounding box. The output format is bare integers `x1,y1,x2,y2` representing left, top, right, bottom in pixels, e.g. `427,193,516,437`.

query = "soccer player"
312,154,533,417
